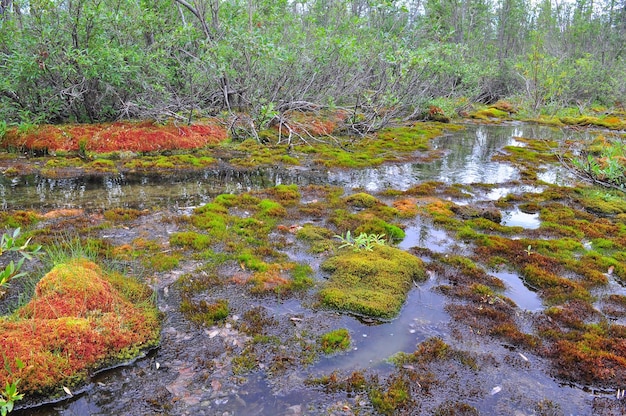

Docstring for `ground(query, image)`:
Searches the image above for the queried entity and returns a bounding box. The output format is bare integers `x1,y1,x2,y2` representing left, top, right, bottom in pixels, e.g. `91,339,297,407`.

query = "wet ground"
4,123,626,415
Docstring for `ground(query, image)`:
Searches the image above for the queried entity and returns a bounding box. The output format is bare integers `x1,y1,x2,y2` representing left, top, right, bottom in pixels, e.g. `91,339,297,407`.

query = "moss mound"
319,245,426,319
0,258,160,396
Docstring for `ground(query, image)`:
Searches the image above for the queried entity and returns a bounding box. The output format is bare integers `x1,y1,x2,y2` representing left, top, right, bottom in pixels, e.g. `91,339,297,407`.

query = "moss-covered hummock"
319,328,351,354
0,258,160,396
319,245,426,319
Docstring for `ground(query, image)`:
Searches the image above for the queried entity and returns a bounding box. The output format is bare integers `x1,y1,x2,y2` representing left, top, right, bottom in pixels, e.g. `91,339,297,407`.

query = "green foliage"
334,231,386,252
0,379,24,416
0,121,6,141
45,236,96,266
0,228,42,293
0,0,624,125
571,140,626,189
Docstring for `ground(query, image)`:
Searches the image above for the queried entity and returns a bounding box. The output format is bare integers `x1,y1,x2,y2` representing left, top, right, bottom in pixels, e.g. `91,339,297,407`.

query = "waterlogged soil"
3,123,626,415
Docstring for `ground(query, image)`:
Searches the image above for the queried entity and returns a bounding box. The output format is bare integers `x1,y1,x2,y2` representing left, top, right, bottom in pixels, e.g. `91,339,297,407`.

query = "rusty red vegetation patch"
2,120,228,153
0,259,159,395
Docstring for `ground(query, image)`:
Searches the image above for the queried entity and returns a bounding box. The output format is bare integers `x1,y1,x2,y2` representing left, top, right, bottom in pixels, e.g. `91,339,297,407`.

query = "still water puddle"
398,219,460,253
493,270,543,311
500,208,541,229
486,185,544,200
323,278,449,373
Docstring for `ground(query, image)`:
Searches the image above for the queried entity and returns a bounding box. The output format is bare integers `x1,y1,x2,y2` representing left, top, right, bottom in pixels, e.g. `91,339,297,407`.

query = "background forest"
0,0,625,125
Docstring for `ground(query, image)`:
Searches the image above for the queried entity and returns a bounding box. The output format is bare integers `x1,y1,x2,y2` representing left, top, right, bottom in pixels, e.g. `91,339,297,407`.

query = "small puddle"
315,277,449,373
486,185,544,201
500,208,541,229
493,270,543,311
537,165,577,186
398,219,459,253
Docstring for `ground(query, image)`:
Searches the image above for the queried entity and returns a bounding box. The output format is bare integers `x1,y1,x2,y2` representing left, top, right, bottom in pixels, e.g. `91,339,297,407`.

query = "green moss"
143,252,181,272
258,199,287,217
591,238,615,251
170,231,213,250
88,158,117,173
319,328,351,354
268,184,301,206
232,348,258,374
343,192,383,208
575,188,626,215
0,210,41,228
355,219,405,241
295,224,335,241
319,246,426,319
103,208,145,222
212,194,239,207
237,251,269,272
466,217,522,235
291,264,314,290
369,375,412,416
180,297,229,326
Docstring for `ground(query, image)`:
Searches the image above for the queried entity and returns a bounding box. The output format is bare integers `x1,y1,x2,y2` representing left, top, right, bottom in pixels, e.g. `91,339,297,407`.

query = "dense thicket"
0,0,624,124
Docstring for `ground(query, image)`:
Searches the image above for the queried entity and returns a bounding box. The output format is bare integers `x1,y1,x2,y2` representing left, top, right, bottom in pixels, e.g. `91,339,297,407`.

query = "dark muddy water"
7,123,612,415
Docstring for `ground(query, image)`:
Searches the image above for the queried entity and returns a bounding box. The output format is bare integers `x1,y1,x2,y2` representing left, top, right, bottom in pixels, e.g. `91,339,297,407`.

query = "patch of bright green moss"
368,375,412,416
343,192,383,208
471,107,510,120
319,245,426,319
0,210,41,229
319,328,351,354
575,188,626,216
170,231,213,250
355,218,405,241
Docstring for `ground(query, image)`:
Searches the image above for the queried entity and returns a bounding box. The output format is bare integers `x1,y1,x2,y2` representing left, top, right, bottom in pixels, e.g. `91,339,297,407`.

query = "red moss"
0,259,159,395
2,121,227,153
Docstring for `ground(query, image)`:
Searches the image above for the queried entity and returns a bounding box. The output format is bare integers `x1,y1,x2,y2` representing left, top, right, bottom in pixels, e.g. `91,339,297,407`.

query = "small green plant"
0,359,25,415
570,139,626,189
0,228,42,293
525,245,533,256
78,139,88,159
0,381,24,415
334,231,386,252
0,121,7,141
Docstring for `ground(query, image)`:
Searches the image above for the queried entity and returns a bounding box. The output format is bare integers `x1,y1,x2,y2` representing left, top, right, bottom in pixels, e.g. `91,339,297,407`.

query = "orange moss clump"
393,198,419,218
0,258,160,395
2,120,227,153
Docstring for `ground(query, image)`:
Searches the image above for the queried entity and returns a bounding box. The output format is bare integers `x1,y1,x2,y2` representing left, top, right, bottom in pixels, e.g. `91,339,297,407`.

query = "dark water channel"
7,124,609,415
